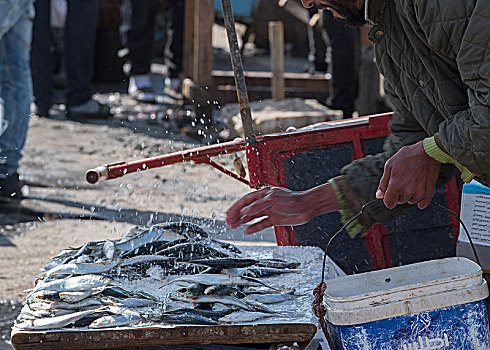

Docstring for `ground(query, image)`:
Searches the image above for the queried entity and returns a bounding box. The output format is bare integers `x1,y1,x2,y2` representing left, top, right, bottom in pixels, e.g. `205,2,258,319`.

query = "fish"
243,267,302,278
155,243,228,259
16,308,107,330
103,240,116,260
156,221,210,240
161,306,234,320
119,255,175,268
203,285,246,298
150,312,219,325
165,274,265,287
243,292,297,304
103,296,159,309
218,311,274,324
30,274,111,294
188,258,258,269
169,295,275,314
39,260,121,280
46,298,103,310
88,307,143,329
114,225,167,252
59,288,104,303
255,259,301,270
60,241,100,265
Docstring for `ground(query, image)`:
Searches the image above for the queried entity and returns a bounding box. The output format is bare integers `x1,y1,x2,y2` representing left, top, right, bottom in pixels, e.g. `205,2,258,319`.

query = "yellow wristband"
423,137,475,183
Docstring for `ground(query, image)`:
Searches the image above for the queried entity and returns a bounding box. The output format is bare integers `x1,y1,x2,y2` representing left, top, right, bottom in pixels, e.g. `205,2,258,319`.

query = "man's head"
301,0,366,26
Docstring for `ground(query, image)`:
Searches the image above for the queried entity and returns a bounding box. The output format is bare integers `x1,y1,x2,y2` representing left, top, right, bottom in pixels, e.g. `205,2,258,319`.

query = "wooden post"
268,21,285,100
183,0,195,79
193,0,214,87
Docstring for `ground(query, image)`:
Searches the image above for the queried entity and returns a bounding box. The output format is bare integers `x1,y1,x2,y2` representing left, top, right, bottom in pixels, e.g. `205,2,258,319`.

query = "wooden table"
182,0,331,107
11,246,343,350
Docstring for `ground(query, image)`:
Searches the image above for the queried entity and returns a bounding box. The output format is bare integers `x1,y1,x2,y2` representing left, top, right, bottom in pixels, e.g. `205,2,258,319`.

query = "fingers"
226,189,270,227
376,164,391,199
382,177,400,209
245,217,273,235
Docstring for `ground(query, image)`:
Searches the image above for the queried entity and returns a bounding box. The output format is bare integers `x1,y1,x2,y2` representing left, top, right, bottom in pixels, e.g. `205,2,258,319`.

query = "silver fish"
169,295,274,314
48,298,103,310
243,292,296,304
30,274,111,294
39,260,121,280
219,311,273,324
88,307,142,329
114,226,166,252
59,288,104,303
166,274,264,287
15,308,106,330
103,240,116,260
150,312,219,325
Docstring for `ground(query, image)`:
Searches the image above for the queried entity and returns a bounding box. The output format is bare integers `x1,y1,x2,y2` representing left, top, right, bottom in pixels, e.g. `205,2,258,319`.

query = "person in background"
31,0,112,120
120,0,159,103
307,8,360,119
0,0,34,200
163,0,185,93
227,0,489,238
119,0,185,102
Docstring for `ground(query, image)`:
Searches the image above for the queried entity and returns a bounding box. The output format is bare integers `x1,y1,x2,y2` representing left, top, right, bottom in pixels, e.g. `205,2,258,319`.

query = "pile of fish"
14,222,302,331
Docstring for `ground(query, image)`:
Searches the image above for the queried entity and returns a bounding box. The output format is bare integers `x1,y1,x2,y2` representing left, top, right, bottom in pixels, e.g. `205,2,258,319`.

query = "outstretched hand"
226,184,339,234
376,140,441,209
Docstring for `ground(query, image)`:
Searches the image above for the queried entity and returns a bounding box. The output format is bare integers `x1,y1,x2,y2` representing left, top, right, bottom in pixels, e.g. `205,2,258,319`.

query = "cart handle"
86,139,248,185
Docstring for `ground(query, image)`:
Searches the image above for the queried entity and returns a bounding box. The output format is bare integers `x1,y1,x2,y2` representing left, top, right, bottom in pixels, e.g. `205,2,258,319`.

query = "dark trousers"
164,1,184,78
31,0,99,109
119,0,158,76
308,10,360,118
119,0,184,79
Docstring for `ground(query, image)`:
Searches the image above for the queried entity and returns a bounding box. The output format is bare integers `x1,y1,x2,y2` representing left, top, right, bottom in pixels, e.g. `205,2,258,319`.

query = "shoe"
130,87,157,103
0,173,25,202
66,99,112,120
31,104,50,118
128,75,156,103
165,77,181,92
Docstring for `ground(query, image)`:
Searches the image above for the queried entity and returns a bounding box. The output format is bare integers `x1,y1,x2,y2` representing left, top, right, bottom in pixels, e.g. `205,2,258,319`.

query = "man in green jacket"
227,0,489,237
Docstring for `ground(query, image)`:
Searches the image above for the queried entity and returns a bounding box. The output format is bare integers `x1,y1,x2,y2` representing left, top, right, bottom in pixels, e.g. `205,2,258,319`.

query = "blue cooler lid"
323,257,489,325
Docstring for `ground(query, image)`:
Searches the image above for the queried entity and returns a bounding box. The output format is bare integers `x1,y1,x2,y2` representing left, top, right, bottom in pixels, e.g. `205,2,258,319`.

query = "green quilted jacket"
335,0,490,232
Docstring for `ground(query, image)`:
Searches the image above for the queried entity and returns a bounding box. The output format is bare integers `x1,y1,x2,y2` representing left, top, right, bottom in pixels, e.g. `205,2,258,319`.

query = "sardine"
39,260,121,280
16,308,106,330
89,307,142,329
219,311,273,324
170,295,275,314
151,312,219,325
30,274,111,294
59,288,103,303
165,274,264,287
243,292,296,304
188,258,258,269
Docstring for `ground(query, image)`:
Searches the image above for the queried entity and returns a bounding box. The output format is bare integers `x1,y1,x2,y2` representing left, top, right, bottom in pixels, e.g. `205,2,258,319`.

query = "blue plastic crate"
214,0,260,24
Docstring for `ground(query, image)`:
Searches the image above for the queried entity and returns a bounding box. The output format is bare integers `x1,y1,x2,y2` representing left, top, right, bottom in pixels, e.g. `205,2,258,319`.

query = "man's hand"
376,140,441,209
226,184,339,234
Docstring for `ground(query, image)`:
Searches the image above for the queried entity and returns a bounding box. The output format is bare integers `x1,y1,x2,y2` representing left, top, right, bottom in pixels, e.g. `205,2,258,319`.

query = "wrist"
302,183,340,219
423,136,475,183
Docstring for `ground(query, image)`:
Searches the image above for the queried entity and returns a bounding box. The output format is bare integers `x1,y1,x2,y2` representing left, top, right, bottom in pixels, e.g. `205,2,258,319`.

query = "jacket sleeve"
417,0,490,175
335,82,456,234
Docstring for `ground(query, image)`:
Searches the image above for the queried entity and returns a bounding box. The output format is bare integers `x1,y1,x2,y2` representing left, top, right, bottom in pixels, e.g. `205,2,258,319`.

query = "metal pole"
220,0,256,145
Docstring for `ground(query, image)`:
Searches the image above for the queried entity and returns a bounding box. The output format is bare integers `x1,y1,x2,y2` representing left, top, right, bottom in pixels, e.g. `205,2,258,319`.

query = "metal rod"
220,0,256,145
85,139,247,184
